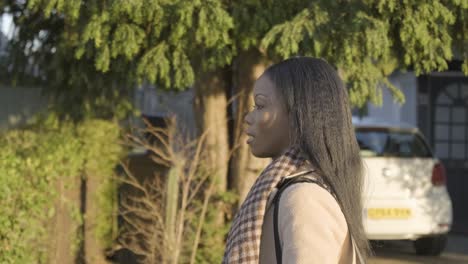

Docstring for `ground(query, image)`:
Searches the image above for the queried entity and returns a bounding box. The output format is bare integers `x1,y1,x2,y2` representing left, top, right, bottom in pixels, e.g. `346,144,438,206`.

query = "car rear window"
355,128,432,158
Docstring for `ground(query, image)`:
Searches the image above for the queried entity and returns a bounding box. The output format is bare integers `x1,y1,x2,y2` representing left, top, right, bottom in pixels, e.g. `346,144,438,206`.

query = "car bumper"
364,188,453,240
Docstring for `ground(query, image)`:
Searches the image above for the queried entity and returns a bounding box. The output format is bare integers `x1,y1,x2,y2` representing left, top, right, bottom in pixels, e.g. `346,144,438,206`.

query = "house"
365,61,468,234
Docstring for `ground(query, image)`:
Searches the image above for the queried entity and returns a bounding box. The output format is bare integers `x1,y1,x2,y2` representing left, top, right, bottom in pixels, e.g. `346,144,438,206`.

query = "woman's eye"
253,105,263,110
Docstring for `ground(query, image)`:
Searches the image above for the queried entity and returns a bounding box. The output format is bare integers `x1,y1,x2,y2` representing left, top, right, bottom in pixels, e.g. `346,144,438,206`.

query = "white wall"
366,71,418,127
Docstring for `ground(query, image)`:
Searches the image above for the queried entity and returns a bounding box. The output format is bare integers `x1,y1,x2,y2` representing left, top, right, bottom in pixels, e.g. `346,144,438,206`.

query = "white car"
354,118,453,256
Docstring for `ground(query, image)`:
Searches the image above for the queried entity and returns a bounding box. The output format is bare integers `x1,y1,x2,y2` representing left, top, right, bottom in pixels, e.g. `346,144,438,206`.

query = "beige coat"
259,183,356,264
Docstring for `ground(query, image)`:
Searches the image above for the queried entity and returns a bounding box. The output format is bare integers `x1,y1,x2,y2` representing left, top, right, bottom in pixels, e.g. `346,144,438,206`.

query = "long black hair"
264,57,370,258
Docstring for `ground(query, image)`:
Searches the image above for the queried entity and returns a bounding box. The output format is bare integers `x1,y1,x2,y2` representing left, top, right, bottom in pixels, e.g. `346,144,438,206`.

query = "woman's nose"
244,110,252,125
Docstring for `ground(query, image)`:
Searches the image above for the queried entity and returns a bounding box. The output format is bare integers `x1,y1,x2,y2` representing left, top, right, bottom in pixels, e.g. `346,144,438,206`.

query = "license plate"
367,208,412,219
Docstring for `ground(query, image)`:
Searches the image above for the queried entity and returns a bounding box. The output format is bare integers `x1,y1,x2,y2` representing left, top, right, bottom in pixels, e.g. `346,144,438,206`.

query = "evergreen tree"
1,0,466,262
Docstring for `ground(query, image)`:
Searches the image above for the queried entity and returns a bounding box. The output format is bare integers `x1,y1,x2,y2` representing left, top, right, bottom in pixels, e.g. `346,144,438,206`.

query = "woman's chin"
248,145,259,157
249,147,271,159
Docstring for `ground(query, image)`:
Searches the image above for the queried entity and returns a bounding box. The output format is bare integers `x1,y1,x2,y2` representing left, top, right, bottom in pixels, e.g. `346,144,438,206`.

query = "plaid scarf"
222,146,309,264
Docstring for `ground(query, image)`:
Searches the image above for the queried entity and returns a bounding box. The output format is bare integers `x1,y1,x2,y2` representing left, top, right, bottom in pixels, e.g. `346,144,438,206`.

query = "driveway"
369,234,468,264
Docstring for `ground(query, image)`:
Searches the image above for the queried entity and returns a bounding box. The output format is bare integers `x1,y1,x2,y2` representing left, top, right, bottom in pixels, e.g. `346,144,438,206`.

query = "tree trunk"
229,49,271,206
83,175,109,264
193,69,229,226
48,175,81,264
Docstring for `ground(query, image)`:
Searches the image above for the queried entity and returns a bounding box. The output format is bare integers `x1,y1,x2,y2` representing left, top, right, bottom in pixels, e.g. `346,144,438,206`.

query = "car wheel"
413,234,447,256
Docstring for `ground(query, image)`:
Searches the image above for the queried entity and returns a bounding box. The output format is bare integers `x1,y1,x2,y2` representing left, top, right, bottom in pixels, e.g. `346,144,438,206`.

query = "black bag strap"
272,175,324,264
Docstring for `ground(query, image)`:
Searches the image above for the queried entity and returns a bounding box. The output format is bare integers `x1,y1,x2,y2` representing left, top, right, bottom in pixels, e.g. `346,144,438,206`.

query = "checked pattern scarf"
222,146,309,264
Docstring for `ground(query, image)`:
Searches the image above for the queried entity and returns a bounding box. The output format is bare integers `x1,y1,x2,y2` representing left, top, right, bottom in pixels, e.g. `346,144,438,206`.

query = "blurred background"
0,1,467,263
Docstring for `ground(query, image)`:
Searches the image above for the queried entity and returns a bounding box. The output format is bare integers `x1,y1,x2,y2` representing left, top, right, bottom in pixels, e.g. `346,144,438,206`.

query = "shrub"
0,115,122,263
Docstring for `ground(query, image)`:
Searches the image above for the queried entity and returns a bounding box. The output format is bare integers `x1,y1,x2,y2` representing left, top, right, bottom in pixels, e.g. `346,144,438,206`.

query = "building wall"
366,71,418,127
0,85,48,130
133,85,197,137
0,84,197,133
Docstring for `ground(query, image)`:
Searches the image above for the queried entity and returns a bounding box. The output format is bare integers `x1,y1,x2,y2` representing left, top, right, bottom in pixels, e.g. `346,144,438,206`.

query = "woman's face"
244,74,291,159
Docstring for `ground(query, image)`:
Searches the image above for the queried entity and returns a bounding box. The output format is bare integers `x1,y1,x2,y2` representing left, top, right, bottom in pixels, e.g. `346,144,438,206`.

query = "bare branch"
190,178,216,264
117,118,226,264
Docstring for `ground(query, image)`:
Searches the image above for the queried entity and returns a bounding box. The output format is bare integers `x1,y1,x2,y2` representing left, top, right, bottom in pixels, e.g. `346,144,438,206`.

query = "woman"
223,57,370,263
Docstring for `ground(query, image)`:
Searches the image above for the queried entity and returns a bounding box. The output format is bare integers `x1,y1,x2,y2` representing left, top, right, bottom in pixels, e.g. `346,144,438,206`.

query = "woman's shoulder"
279,182,348,232
281,182,336,204
276,182,353,263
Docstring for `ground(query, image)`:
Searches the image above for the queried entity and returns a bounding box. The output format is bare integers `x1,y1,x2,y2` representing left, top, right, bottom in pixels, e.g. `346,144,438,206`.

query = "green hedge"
0,115,122,263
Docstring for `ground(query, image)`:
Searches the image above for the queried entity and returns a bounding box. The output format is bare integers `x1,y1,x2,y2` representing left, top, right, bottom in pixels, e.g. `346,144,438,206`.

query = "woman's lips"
246,132,254,144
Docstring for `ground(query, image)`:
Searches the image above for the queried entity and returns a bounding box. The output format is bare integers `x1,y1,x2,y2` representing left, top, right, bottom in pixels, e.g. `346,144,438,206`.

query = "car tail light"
432,162,447,186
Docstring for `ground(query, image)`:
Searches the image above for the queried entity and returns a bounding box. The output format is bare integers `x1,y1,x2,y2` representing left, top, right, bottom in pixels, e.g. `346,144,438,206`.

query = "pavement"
369,234,468,264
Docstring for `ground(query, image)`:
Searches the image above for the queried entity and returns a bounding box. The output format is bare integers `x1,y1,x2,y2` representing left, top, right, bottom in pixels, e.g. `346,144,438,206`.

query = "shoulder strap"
273,176,322,264
272,175,364,264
